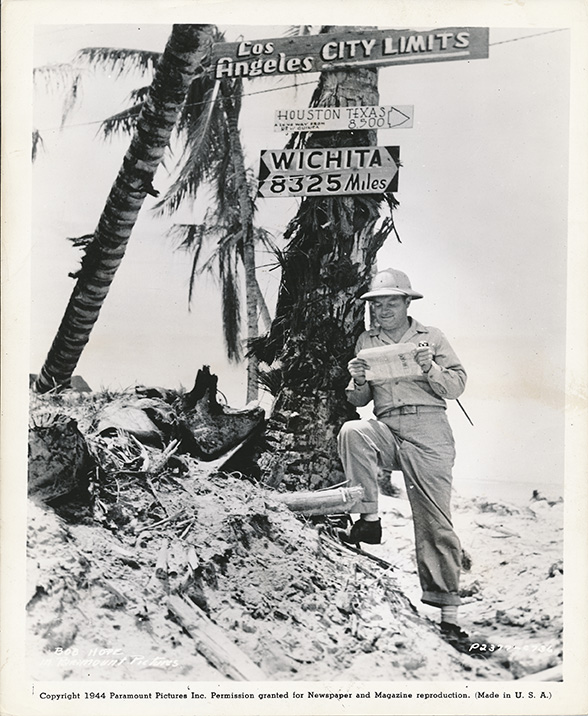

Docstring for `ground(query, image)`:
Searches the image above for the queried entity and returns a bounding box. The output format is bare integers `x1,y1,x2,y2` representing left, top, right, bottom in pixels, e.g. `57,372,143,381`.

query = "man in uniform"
338,268,470,641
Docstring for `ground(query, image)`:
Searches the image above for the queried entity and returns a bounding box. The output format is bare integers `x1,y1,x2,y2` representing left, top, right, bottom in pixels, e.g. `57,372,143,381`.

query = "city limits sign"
211,27,489,79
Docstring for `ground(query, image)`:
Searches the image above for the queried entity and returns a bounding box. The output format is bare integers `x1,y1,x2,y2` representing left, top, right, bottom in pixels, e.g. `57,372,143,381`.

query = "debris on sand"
26,385,562,682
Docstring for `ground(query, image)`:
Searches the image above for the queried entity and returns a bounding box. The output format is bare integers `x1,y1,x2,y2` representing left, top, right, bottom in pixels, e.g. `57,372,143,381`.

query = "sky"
28,18,575,502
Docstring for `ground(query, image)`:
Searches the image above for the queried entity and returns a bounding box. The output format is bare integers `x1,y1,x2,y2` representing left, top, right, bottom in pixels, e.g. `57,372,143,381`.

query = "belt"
377,405,445,418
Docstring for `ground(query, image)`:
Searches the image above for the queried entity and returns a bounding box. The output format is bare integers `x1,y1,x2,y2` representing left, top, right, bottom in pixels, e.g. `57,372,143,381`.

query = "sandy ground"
25,391,562,683
361,483,563,679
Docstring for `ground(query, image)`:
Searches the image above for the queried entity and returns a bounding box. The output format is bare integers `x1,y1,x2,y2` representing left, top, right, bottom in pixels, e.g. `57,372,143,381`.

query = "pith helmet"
360,268,423,300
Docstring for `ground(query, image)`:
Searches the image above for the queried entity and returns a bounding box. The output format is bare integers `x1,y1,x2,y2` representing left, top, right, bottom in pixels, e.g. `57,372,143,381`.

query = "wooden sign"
274,105,414,132
212,27,489,79
257,146,400,197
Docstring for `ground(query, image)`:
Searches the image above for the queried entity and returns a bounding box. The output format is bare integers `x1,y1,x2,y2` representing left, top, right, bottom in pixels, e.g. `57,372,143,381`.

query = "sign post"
257,146,400,198
212,27,489,79
274,105,414,133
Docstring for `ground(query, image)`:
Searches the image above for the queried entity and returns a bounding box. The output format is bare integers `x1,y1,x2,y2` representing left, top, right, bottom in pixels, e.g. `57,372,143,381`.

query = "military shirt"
345,317,467,416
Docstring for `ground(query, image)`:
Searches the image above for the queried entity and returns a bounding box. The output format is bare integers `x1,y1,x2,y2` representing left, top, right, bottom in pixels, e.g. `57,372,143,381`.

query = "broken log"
168,595,266,681
272,486,364,516
91,368,264,462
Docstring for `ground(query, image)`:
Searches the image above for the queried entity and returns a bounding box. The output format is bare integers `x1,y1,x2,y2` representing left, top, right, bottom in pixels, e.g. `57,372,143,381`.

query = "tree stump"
182,366,265,460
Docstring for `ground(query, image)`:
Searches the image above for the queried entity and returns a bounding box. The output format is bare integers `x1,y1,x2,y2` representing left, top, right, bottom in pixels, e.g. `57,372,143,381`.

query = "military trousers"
337,408,462,607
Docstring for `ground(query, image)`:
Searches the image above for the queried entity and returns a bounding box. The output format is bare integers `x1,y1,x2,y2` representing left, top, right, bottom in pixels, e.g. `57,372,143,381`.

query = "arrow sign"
274,105,414,133
257,146,400,197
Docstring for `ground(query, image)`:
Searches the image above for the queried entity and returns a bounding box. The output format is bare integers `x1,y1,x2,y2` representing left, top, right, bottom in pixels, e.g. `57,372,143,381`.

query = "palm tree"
154,73,272,402
34,24,213,393
252,26,400,491
38,32,272,402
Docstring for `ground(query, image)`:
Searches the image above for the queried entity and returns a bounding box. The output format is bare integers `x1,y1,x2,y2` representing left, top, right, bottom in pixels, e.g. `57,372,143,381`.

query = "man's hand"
348,357,370,385
414,345,434,374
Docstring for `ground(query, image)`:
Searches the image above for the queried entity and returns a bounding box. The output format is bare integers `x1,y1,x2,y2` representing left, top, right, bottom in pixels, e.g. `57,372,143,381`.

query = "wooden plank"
211,28,489,79
167,595,266,681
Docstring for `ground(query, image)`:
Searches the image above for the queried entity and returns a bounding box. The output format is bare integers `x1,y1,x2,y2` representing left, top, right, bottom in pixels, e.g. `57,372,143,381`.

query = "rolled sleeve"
425,361,467,399
425,332,467,400
345,378,373,407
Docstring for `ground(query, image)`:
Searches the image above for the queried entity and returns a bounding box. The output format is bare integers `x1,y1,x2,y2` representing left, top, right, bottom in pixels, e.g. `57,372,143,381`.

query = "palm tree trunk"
221,80,259,404
253,278,272,332
257,27,398,491
34,25,212,393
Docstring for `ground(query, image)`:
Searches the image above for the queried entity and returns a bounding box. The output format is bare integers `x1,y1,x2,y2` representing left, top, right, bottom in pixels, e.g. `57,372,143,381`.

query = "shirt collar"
368,317,428,338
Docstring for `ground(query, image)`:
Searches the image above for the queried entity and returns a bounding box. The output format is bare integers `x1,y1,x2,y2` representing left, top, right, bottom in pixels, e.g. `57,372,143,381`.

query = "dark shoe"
340,518,382,546
440,621,491,659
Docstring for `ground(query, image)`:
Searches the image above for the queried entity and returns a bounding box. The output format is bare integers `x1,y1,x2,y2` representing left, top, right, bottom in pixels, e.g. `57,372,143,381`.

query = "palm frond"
174,214,245,359
256,365,283,396
217,227,245,256
32,129,45,162
153,87,227,216
284,25,316,37
195,225,242,277
198,78,221,141
178,74,218,133
168,222,206,267
168,223,215,305
152,168,203,216
61,72,83,127
177,80,225,174
168,223,204,252
206,26,226,44
155,74,245,220
171,224,207,305
127,85,151,105
97,104,143,140
253,226,278,253
33,63,85,93
74,47,160,78
34,63,86,126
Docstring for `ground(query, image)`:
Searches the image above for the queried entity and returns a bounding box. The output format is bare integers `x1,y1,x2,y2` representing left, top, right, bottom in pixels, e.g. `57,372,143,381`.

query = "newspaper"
357,342,423,381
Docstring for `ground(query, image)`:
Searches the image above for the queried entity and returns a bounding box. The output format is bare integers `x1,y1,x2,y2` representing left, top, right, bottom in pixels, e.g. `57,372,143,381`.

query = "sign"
257,146,400,197
212,27,489,79
274,105,414,133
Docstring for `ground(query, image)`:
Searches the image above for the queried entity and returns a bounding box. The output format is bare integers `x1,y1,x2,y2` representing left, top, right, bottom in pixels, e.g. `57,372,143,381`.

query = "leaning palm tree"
252,25,400,490
34,24,213,393
39,33,272,402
